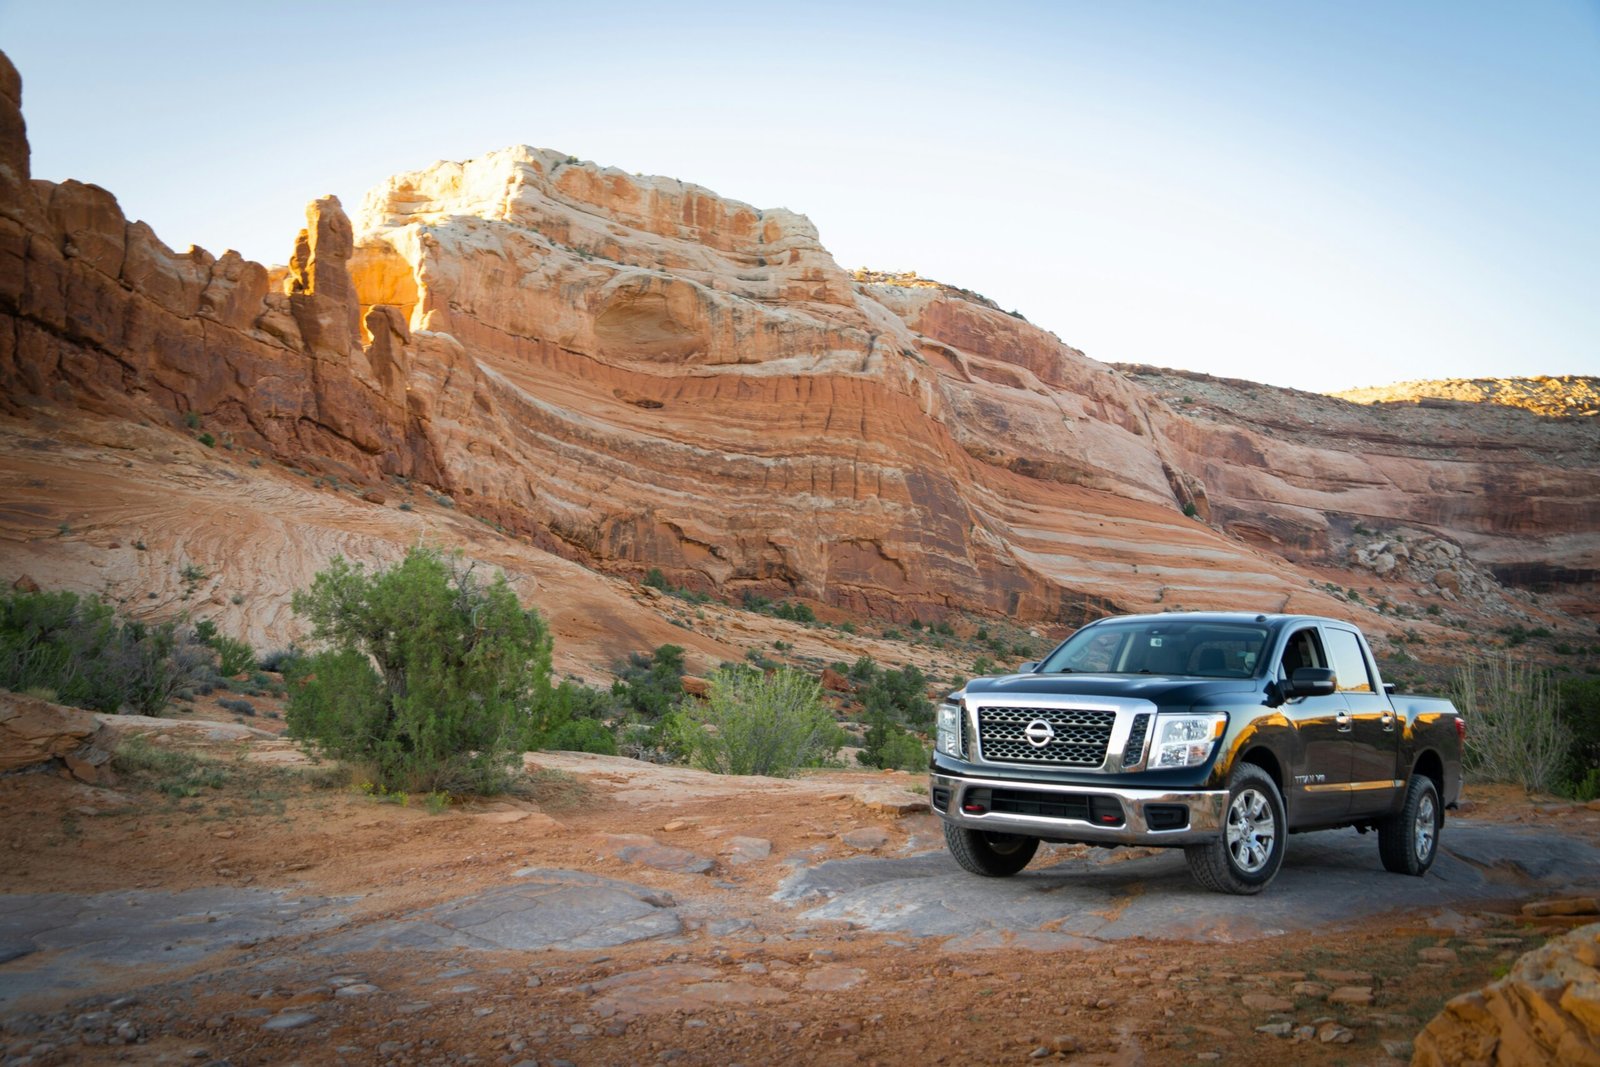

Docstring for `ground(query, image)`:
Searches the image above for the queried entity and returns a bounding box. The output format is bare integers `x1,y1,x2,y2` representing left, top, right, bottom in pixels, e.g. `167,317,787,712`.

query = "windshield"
1037,619,1269,678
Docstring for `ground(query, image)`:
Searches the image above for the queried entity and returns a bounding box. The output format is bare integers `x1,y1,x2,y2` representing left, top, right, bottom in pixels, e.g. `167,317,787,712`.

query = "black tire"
1378,774,1441,876
1184,762,1286,895
944,822,1039,877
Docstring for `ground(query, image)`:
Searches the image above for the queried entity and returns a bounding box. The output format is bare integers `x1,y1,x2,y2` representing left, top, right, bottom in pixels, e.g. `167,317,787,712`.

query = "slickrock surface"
3,720,1600,1066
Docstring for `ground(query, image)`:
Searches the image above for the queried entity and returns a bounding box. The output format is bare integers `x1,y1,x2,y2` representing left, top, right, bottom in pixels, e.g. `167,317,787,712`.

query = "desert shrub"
218,697,256,716
611,644,685,721
848,659,932,729
1452,655,1573,793
257,645,303,673
193,619,256,676
541,716,618,755
856,710,929,771
673,666,842,777
773,600,816,624
1557,677,1600,798
0,590,208,715
284,547,555,794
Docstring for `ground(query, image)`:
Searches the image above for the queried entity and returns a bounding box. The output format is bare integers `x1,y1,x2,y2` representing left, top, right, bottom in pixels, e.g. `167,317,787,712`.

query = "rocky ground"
4,710,1600,1067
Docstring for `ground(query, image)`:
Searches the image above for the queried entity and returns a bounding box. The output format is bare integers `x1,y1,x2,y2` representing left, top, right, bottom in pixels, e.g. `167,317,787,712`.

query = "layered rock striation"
1,49,1595,627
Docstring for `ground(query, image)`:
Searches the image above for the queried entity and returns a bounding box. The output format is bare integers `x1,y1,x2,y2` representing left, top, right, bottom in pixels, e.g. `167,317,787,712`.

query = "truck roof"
1080,611,1353,629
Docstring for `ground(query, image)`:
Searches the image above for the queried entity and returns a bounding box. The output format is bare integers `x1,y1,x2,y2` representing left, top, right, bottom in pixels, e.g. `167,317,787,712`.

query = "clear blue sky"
3,0,1596,393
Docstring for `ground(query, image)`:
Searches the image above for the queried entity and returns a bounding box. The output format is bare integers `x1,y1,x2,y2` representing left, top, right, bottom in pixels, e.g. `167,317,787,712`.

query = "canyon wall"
1,50,1595,627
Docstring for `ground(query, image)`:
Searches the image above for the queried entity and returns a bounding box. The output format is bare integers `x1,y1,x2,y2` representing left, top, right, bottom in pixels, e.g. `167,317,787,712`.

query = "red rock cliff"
1,51,1594,627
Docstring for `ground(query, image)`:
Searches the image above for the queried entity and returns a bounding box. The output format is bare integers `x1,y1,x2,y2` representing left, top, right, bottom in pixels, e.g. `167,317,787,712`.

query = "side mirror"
1017,660,1040,674
1285,667,1336,698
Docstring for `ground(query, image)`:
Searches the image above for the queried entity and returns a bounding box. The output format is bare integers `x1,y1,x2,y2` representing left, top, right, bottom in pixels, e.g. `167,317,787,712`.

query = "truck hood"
960,673,1262,707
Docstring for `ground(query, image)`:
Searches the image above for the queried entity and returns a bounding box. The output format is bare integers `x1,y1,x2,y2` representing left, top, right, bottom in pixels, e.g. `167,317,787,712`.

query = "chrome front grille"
976,705,1116,766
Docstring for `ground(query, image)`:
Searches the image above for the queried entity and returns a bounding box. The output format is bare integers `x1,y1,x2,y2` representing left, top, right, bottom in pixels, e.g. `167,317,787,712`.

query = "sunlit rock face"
1,44,1594,626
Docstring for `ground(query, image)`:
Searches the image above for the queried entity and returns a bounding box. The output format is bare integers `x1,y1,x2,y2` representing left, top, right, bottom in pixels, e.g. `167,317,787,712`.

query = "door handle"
1335,711,1352,733
1381,711,1396,732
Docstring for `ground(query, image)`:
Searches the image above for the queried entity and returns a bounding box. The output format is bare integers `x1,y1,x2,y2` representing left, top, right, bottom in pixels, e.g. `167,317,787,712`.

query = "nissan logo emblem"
1023,719,1055,747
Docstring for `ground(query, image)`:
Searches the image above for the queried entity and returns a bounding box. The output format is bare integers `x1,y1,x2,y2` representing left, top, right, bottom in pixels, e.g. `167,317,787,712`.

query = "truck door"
1278,625,1352,825
1325,625,1401,816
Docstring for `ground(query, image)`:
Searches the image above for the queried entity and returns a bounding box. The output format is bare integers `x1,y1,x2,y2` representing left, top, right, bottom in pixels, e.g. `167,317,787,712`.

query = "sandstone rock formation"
1336,375,1600,419
1412,921,1600,1067
0,47,1595,636
0,691,113,782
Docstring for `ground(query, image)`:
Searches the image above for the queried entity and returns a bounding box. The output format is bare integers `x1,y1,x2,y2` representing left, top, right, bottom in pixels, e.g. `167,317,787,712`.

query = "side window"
1323,629,1374,693
1278,628,1326,679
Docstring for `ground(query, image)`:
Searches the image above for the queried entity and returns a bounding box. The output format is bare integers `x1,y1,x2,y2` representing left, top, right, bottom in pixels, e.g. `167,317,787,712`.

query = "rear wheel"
1378,774,1440,876
944,822,1039,877
1185,762,1286,894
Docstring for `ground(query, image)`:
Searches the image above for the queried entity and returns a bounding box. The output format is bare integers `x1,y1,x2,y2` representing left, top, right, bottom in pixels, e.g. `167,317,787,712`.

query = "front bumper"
930,770,1228,847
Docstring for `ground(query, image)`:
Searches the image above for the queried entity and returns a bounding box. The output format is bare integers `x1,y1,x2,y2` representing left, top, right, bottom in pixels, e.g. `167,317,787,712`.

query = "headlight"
1150,711,1227,768
936,699,963,757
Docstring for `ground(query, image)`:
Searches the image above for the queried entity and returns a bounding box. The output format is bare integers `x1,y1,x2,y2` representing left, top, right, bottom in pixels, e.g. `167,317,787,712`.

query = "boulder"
1412,921,1600,1067
0,691,113,781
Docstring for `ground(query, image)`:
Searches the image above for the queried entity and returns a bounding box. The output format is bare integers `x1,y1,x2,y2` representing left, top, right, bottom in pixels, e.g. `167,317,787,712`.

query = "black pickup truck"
930,612,1464,894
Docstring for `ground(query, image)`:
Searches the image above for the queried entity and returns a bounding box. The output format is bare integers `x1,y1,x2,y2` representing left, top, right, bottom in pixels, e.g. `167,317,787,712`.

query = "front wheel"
944,822,1039,877
1185,762,1286,894
1378,774,1441,876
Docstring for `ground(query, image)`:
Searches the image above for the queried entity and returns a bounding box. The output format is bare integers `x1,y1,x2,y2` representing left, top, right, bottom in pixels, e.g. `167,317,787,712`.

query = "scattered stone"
1318,1023,1354,1044
1521,897,1600,917
1255,1022,1293,1037
854,786,924,816
721,836,772,864
1315,969,1373,983
1328,986,1375,1007
803,965,867,993
334,983,379,997
1292,981,1331,998
1241,993,1294,1013
840,827,891,851
615,843,714,875
1417,946,1459,964
1381,1039,1414,1060
261,1011,318,1032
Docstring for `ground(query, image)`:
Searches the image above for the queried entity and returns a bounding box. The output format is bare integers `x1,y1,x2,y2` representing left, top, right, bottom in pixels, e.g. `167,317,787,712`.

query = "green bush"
673,666,841,777
194,619,256,676
856,709,929,770
1557,677,1600,797
0,589,208,715
285,547,555,794
1452,655,1572,794
541,717,618,755
773,600,816,624
854,659,932,729
611,644,685,720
